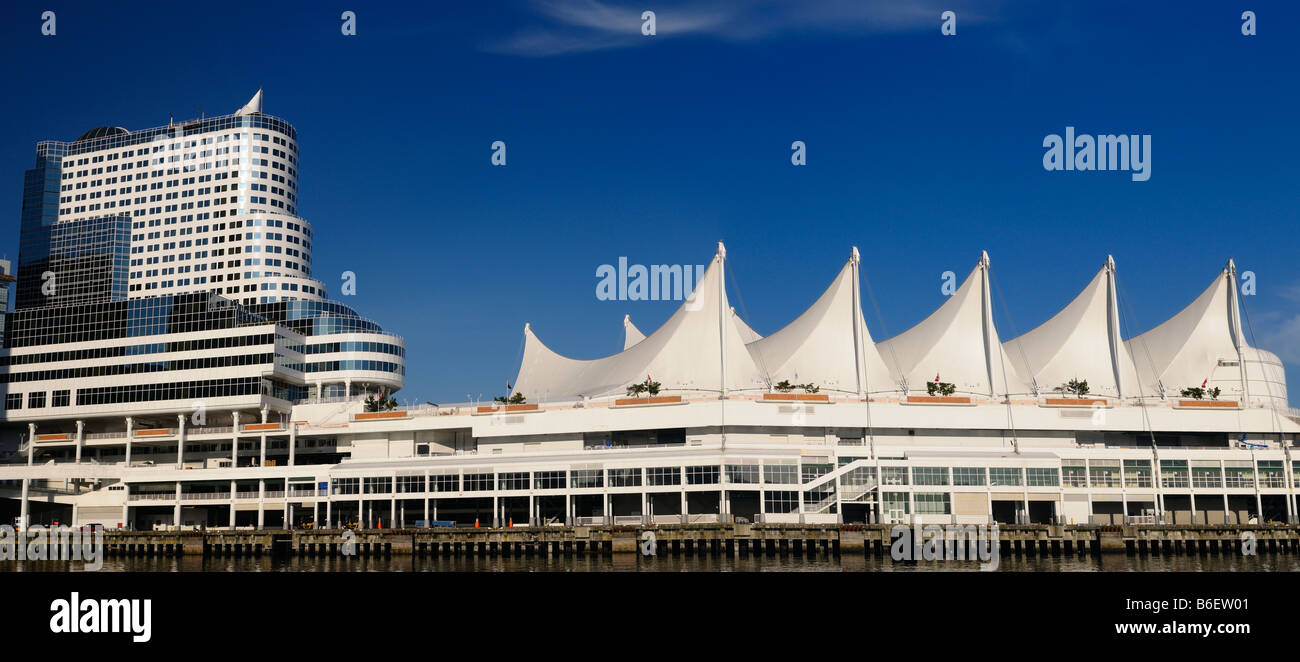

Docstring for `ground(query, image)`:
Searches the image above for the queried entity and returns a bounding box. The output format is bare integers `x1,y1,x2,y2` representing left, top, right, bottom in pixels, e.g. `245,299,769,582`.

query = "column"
288,423,297,466
229,480,236,529
19,479,29,530
176,414,186,469
345,379,352,398
26,423,35,466
423,497,429,528
121,500,129,531
259,434,266,467
75,420,85,464
492,495,499,528
257,479,265,530
325,499,332,529
231,412,240,467
124,417,134,467
1190,493,1198,525
260,407,269,424
173,483,182,530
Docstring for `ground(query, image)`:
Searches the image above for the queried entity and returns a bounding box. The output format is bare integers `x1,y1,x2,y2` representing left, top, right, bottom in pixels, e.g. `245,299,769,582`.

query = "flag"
934,373,940,382
1201,379,1207,389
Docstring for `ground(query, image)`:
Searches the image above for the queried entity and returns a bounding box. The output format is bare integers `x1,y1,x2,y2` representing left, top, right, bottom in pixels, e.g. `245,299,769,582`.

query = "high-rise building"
18,89,323,309
1,92,404,429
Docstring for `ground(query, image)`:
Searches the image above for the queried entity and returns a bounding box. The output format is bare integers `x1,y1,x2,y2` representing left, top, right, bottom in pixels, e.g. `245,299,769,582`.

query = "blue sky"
1,1,1298,405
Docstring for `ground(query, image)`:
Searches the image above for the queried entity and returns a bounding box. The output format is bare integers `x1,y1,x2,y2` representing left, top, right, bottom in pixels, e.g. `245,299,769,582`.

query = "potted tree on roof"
617,375,679,406
1180,379,1234,408
906,373,968,404
479,383,536,413
926,373,956,397
1046,378,1102,406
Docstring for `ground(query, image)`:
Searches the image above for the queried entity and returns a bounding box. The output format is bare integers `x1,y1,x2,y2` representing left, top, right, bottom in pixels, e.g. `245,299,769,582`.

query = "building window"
571,469,603,488
333,477,359,495
989,467,1023,487
1257,460,1285,488
430,473,459,492
647,467,681,486
1090,463,1120,488
499,472,530,491
1061,464,1087,488
608,468,642,487
686,465,720,485
28,392,46,409
534,471,566,490
1026,468,1059,487
912,466,949,486
396,475,425,493
763,490,798,514
725,464,759,484
914,492,951,515
1159,460,1189,488
4,394,21,410
881,492,910,519
880,466,908,486
841,466,876,486
1191,466,1222,488
801,463,832,483
763,463,798,485
1123,460,1152,488
363,477,392,494
952,467,985,486
464,473,494,491
52,390,71,407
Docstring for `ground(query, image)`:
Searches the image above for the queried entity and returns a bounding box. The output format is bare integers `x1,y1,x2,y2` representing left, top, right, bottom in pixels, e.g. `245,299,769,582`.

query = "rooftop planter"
474,403,539,414
353,411,411,421
904,395,973,405
1043,397,1108,407
1176,400,1240,409
242,423,284,432
613,395,683,408
761,393,830,403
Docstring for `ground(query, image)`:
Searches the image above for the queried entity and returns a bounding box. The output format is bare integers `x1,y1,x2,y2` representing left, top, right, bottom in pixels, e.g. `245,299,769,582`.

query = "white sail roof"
733,308,763,343
622,315,646,350
875,253,1026,397
745,250,893,396
1002,257,1138,398
512,244,767,402
1124,260,1286,407
235,88,263,116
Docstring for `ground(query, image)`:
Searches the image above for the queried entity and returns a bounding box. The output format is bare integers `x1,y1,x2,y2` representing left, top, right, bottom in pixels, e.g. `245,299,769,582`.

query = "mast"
850,246,866,400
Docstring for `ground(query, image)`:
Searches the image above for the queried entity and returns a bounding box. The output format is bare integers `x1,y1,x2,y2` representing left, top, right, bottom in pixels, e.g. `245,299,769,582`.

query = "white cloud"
486,0,1006,56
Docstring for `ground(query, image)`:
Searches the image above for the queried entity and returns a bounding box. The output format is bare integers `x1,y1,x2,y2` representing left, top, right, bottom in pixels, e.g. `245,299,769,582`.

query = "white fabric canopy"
513,246,767,402
1002,259,1138,398
733,308,763,343
512,248,1287,407
745,255,893,395
875,254,1026,397
1124,261,1287,407
622,315,646,350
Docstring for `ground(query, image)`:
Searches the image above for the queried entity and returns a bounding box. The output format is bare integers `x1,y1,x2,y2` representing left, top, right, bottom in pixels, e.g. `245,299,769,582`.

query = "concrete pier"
90,523,1300,558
